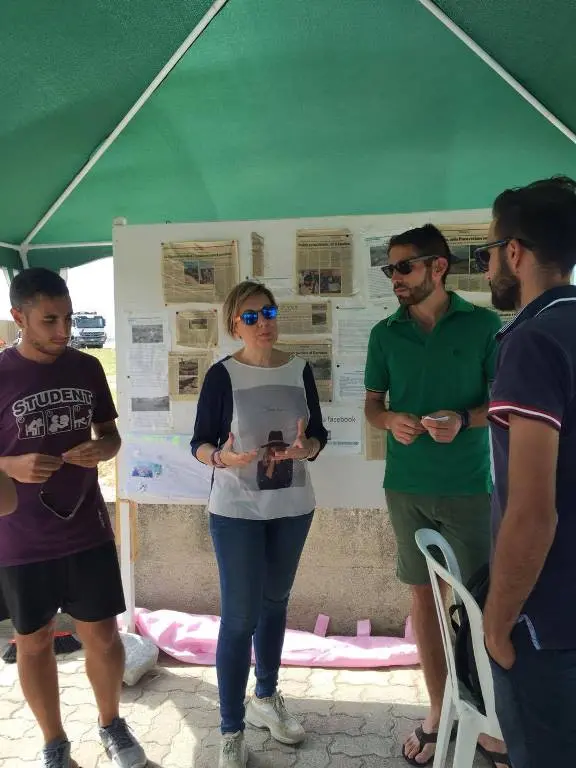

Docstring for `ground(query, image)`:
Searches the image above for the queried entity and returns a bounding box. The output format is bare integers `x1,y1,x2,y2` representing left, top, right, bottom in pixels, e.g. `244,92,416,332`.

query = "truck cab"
70,312,107,349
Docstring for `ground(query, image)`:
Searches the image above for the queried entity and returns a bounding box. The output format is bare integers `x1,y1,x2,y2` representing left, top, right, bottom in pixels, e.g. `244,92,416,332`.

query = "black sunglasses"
473,239,510,273
39,489,85,521
381,254,437,279
239,304,278,326
473,237,534,273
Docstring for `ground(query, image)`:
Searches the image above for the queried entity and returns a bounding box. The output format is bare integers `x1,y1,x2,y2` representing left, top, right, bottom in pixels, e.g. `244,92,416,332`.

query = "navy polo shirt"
489,285,576,650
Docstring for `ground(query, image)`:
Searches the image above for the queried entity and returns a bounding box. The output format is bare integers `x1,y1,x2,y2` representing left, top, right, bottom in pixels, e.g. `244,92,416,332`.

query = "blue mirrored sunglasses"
239,304,278,325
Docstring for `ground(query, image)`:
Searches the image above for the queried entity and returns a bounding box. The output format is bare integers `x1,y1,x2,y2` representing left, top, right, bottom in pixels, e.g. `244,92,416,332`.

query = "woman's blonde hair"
223,280,277,337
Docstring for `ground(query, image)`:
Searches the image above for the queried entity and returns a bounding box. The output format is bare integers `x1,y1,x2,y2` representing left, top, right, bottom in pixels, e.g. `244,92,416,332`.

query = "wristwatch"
457,410,470,431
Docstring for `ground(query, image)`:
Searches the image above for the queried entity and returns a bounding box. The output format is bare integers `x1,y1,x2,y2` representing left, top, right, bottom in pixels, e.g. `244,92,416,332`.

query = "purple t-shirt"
0,347,117,566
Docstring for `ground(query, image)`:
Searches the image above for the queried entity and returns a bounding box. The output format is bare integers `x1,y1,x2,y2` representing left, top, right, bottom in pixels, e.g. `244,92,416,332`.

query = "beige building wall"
107,503,411,637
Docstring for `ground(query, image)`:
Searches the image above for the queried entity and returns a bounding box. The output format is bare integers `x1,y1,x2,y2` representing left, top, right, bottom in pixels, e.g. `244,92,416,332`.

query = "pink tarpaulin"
134,609,419,668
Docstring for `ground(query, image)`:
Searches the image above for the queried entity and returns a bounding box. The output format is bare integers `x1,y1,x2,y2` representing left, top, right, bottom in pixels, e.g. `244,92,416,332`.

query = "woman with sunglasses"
191,280,327,768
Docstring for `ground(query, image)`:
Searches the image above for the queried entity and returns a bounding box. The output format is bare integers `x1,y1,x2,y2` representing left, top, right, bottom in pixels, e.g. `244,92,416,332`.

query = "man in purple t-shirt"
0,269,146,768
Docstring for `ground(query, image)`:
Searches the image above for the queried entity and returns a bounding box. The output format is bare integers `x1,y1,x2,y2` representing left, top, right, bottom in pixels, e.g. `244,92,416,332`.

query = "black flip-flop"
401,725,438,766
477,743,511,767
401,724,457,767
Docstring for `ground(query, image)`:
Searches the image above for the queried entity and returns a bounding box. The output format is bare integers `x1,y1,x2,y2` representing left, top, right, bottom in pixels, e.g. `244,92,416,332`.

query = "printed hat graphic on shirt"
261,430,290,448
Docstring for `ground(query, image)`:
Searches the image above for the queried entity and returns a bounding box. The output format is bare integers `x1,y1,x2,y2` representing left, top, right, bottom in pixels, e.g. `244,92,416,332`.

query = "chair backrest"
414,529,500,734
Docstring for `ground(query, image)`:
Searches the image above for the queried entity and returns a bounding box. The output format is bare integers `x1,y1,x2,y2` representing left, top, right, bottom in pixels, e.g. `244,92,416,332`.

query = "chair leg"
451,712,480,768
432,683,456,768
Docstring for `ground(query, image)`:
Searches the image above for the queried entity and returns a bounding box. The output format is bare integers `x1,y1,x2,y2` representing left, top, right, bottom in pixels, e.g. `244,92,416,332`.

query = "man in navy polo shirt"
478,175,576,766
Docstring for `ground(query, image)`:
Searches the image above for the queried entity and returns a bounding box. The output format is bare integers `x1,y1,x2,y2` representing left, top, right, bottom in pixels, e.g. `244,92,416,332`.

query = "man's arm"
484,414,558,654
62,420,121,467
92,420,122,460
365,390,391,430
0,470,17,516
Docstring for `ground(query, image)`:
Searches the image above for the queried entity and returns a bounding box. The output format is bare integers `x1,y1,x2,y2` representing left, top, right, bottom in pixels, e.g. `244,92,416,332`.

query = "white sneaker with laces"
245,691,305,745
218,732,248,768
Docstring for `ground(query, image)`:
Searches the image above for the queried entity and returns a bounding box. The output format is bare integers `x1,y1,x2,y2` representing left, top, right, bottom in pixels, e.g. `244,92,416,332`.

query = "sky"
0,257,115,339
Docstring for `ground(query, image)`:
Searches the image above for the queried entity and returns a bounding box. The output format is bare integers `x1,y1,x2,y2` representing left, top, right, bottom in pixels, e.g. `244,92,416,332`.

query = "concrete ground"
0,644,488,768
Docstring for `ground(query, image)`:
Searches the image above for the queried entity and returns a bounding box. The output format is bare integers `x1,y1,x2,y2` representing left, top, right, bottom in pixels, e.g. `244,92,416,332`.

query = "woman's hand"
219,433,258,467
273,419,318,461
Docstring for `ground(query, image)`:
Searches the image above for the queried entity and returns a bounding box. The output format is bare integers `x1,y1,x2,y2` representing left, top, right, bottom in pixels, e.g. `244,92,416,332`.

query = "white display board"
113,209,491,508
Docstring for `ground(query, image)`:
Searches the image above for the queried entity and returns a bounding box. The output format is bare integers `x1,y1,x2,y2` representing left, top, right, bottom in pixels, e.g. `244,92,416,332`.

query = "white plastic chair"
414,529,503,768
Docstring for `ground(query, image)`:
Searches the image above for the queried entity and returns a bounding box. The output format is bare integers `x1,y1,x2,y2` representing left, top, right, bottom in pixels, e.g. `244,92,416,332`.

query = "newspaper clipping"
161,240,239,304
362,233,397,301
168,351,213,400
440,224,490,293
276,340,333,401
277,301,332,336
296,229,353,297
175,309,219,348
252,232,265,278
127,314,169,397
365,418,387,461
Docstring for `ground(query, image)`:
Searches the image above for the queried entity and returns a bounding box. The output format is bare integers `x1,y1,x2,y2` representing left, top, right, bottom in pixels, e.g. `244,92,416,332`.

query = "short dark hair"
493,175,576,276
9,268,69,309
387,223,452,281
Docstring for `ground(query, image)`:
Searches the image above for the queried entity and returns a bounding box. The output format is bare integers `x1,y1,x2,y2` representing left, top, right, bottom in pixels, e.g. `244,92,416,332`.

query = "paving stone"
72,738,105,767
302,713,364,736
0,654,486,768
279,666,313,683
278,680,310,698
331,733,395,759
0,715,35,739
252,749,298,768
327,757,364,768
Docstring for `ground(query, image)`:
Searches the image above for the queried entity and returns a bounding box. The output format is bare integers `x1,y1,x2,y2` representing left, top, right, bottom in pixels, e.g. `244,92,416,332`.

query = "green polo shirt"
364,292,501,496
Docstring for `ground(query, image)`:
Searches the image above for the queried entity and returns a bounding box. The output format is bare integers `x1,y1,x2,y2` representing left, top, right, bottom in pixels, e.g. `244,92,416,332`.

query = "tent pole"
21,0,231,248
416,0,576,146
28,241,113,250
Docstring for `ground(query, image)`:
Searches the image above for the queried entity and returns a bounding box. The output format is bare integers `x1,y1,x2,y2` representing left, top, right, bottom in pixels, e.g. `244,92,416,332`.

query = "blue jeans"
210,511,314,734
491,622,576,767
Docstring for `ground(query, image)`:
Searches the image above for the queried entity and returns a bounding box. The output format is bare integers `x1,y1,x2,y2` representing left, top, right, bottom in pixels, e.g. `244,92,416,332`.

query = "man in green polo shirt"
365,224,505,767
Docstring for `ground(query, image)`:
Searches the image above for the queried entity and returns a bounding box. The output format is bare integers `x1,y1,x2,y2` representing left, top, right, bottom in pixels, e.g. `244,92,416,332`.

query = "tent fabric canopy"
1,0,575,271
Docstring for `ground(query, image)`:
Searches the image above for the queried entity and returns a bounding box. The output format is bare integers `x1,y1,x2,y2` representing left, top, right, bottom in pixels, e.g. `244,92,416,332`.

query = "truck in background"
0,319,18,350
70,311,107,349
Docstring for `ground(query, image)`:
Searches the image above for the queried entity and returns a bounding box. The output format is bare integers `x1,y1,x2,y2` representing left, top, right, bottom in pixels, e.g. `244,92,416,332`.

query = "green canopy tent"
1,0,576,274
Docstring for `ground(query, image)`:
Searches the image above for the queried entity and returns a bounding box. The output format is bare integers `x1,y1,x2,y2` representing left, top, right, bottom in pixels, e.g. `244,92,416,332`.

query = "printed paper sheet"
362,233,397,301
276,340,333,401
440,224,490,293
123,434,212,501
175,309,219,348
334,362,365,401
277,301,332,336
127,314,170,397
129,396,172,433
322,406,362,455
296,229,353,297
168,351,213,400
335,305,387,358
365,418,387,461
251,232,265,278
161,240,239,304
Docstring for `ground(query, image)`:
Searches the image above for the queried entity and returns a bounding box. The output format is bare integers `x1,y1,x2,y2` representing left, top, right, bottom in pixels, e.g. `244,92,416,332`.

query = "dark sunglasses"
473,237,533,273
473,239,510,273
239,304,278,326
381,254,436,279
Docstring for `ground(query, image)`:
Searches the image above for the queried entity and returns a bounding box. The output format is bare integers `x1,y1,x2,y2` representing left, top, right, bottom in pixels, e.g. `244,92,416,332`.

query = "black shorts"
0,540,126,635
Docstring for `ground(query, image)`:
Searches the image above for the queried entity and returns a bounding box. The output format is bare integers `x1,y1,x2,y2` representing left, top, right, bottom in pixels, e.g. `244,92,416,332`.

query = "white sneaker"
245,691,305,745
218,732,248,768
